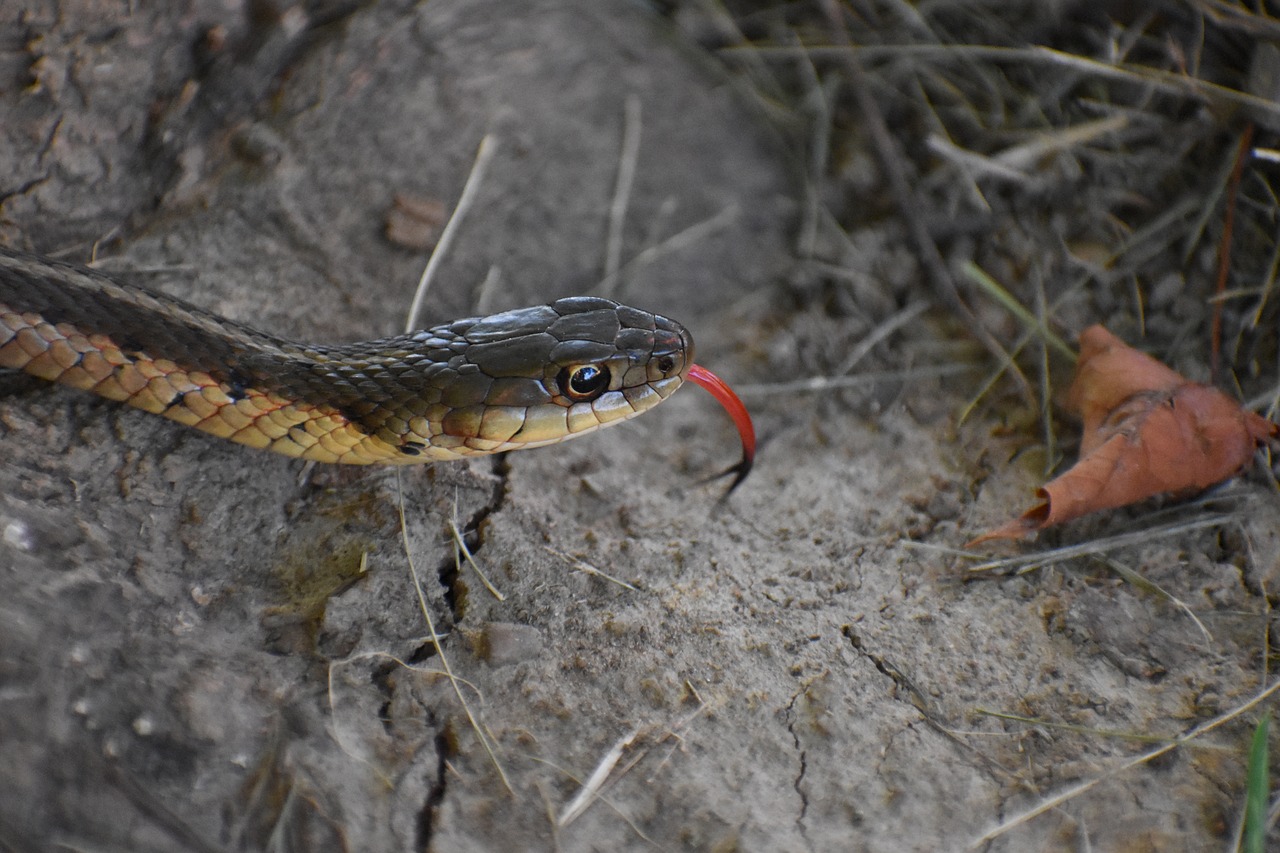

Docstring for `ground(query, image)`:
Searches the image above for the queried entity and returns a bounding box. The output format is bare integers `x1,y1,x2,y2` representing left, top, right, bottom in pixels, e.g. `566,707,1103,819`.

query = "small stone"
475,622,544,667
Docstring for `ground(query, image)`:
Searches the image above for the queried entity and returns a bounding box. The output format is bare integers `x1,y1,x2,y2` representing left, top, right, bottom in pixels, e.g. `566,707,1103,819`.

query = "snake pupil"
561,364,610,401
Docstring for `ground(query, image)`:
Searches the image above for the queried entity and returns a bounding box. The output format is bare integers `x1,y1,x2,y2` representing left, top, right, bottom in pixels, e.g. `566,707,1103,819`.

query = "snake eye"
560,364,610,401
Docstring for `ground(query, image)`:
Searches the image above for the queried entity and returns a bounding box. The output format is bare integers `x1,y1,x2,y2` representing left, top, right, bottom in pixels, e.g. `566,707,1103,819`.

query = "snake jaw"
685,363,755,497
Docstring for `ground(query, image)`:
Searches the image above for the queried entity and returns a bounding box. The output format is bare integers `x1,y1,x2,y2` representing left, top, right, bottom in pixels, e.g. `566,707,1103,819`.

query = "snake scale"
0,246,753,487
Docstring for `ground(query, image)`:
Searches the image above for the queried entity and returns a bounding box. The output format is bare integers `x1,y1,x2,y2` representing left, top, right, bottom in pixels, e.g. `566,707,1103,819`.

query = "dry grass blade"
1193,0,1280,37
1096,555,1213,646
965,514,1238,574
527,753,660,847
544,545,640,591
788,24,833,261
555,699,711,831
405,134,496,333
734,363,976,397
1032,46,1280,126
957,329,1041,426
961,262,1074,361
991,114,1131,172
1211,125,1255,382
740,43,1280,126
602,94,643,295
595,204,739,296
833,300,929,376
557,730,640,828
474,264,504,316
449,494,504,601
974,708,1233,748
926,133,1035,184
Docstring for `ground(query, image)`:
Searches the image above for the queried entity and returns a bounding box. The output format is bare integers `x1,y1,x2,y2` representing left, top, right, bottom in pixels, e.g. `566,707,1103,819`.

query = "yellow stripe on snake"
0,247,753,484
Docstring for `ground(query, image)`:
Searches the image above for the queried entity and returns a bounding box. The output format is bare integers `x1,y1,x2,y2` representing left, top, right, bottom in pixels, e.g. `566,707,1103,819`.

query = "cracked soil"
1,2,1276,851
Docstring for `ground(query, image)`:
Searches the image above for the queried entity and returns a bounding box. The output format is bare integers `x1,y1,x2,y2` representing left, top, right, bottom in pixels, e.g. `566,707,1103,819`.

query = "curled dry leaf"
967,325,1277,546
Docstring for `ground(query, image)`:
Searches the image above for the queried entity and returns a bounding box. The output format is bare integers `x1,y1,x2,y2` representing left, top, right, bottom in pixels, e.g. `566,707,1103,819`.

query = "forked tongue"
685,364,756,497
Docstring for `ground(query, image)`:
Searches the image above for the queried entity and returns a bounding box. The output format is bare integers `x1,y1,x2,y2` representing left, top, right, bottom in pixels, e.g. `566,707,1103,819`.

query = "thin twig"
405,134,497,332
733,362,976,397
602,95,642,295
595,204,739,295
544,546,640,591
557,730,640,828
965,514,1237,574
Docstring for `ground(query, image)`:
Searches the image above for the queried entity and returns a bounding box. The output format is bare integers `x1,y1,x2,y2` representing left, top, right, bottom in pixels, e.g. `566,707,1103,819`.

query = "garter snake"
0,247,753,486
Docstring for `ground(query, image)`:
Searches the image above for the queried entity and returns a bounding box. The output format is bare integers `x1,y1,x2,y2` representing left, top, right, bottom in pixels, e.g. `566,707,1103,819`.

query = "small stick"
602,95,643,295
405,134,497,333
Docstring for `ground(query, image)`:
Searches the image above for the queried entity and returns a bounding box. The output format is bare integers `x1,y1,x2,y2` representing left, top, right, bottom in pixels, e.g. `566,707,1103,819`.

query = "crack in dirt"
840,625,1014,790
416,455,510,842
783,688,812,842
0,170,52,205
416,722,451,851
407,455,512,665
840,624,922,709
436,454,511,623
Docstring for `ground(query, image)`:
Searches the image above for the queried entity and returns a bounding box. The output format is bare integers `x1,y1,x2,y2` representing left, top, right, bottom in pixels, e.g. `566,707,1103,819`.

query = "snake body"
0,247,695,464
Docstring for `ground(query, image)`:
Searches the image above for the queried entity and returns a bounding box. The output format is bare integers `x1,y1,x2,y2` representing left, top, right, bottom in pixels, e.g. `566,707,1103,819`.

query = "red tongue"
685,364,756,496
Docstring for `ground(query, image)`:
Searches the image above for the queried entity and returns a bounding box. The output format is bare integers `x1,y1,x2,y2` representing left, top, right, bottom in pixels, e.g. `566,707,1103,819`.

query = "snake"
0,246,754,488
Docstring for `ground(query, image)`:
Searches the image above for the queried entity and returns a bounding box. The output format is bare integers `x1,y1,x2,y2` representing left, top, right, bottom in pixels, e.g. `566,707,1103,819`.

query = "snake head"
456,296,754,495
544,297,693,417
350,295,752,495
409,296,692,455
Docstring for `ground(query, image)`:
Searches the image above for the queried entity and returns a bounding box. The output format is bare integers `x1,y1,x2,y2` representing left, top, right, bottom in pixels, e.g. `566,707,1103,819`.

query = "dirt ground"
1,2,1277,852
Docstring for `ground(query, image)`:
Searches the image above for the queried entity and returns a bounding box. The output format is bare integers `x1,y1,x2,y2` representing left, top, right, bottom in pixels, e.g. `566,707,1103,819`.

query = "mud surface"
0,2,1273,851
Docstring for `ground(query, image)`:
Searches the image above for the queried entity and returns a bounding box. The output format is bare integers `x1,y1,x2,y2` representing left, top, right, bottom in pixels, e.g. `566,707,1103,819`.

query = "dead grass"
684,0,1280,419
670,0,1280,848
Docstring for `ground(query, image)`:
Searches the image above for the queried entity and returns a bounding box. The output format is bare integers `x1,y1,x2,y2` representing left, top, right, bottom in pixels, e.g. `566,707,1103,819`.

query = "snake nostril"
657,355,675,374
